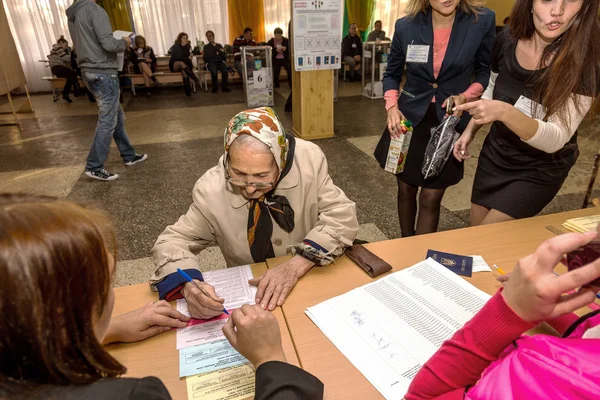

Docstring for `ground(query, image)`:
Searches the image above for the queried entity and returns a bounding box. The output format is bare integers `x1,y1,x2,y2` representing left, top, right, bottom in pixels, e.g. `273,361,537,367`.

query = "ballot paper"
469,255,492,273
180,339,247,378
306,258,491,399
563,215,600,233
185,362,255,400
112,30,134,72
177,265,258,350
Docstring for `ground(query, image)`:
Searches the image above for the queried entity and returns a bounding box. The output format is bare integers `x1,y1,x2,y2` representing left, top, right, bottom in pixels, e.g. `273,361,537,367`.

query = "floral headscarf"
224,107,297,263
224,107,289,178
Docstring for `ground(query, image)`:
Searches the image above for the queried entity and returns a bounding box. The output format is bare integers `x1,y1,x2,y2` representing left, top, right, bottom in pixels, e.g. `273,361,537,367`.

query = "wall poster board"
292,0,343,72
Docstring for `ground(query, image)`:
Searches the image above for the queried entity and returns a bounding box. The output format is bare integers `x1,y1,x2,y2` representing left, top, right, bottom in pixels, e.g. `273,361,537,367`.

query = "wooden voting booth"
0,4,33,126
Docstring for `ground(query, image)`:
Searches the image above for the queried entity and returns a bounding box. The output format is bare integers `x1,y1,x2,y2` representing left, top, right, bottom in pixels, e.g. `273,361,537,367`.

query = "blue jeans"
83,72,136,171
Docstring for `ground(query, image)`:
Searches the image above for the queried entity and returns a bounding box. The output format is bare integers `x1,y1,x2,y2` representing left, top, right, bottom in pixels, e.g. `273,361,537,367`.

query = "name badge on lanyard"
514,95,547,119
352,43,357,48
406,44,430,63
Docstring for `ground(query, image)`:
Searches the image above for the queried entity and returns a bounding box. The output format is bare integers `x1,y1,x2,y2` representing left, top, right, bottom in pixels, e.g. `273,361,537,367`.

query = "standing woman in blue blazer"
376,0,495,237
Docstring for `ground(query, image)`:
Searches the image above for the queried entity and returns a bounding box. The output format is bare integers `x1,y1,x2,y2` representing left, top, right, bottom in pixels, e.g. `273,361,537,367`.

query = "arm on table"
255,362,324,400
405,289,535,400
302,144,359,262
250,145,358,309
150,184,215,299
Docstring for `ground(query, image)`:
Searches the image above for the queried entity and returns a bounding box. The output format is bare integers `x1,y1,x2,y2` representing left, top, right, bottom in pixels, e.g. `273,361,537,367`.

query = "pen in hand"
176,268,229,316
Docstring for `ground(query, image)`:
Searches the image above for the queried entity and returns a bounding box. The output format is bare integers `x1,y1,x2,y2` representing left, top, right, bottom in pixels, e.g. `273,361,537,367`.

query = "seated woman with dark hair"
130,35,159,90
169,32,200,96
0,194,323,400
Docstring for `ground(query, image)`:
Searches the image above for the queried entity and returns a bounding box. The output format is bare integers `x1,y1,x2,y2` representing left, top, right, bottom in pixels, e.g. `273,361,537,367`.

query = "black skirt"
374,104,463,189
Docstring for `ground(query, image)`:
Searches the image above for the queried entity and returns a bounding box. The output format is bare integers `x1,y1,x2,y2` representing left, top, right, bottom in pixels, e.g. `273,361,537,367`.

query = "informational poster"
293,0,343,71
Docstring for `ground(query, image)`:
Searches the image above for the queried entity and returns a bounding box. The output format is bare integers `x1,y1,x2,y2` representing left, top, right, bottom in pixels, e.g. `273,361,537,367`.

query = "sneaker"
85,169,119,181
124,153,148,166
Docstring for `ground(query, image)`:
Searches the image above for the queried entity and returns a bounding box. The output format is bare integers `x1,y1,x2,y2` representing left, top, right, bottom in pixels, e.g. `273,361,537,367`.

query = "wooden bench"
41,76,87,102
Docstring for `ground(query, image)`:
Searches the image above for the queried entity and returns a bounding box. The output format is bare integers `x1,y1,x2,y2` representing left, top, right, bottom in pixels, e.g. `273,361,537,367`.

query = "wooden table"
106,263,299,400
268,208,600,399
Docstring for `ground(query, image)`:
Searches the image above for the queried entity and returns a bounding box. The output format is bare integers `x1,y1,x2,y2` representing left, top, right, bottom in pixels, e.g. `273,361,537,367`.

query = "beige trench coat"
149,138,359,288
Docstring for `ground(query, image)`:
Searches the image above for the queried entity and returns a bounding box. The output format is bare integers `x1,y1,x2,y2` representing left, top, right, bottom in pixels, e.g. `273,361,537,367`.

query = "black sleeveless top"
481,29,579,185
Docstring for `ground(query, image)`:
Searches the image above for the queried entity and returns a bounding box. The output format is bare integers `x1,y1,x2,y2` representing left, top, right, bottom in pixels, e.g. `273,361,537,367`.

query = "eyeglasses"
224,162,276,190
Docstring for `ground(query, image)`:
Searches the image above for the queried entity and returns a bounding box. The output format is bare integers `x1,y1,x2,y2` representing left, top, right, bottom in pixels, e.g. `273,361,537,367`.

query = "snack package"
567,223,600,286
384,119,413,174
421,115,460,180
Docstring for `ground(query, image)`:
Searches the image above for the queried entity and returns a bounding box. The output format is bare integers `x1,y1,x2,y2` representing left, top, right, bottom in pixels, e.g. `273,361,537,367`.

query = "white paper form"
112,30,133,72
306,258,491,399
177,265,258,350
469,255,492,273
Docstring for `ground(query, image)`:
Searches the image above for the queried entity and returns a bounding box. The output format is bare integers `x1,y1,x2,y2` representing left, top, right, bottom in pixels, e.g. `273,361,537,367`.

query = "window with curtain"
130,0,229,56
371,0,409,39
263,0,291,40
3,0,73,92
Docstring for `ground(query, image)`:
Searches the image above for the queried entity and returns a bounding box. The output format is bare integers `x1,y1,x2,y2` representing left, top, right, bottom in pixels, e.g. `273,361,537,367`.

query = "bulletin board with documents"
292,0,343,71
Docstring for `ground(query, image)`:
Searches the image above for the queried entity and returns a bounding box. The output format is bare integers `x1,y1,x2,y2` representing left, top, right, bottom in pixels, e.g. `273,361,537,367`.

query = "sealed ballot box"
385,119,413,174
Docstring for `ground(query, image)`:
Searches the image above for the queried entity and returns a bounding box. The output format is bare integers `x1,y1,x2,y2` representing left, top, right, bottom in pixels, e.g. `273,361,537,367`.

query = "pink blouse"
385,28,484,111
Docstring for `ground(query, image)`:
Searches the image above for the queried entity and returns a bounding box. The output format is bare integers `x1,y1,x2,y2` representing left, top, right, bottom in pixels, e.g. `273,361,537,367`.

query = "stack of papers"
306,258,491,399
563,215,600,233
177,265,258,400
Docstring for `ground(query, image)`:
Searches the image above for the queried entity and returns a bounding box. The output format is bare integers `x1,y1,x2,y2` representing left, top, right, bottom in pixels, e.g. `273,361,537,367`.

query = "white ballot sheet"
112,30,133,72
306,258,491,399
469,255,492,273
177,265,258,349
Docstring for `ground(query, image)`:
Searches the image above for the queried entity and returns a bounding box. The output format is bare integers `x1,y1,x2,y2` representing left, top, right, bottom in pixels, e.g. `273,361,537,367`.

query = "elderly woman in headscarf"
150,107,359,319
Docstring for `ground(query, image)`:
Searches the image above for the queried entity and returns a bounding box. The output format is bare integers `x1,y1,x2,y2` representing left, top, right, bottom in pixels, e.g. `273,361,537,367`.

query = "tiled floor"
1,80,597,286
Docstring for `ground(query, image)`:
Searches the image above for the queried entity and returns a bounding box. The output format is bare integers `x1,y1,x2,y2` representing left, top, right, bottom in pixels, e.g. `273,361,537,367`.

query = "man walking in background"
67,0,147,181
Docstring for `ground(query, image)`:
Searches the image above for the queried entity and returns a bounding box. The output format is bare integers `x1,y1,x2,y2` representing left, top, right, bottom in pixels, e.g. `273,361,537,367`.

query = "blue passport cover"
426,249,473,277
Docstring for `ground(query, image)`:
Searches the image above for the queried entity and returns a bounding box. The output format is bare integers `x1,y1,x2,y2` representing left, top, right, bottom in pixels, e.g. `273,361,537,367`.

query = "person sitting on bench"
203,31,231,93
47,36,77,103
129,35,158,90
169,32,200,97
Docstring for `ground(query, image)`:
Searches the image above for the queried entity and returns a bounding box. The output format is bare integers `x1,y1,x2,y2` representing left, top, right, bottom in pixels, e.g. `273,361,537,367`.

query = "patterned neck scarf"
224,107,296,262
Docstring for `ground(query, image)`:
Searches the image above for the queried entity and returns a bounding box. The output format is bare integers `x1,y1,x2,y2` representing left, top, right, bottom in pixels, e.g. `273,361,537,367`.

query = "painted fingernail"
460,151,465,156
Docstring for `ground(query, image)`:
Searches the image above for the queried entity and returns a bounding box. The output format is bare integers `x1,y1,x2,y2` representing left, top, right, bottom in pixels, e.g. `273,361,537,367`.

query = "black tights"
397,179,446,237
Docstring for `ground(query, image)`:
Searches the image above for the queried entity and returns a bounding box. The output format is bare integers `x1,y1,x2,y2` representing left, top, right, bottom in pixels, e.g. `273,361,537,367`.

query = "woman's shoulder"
473,7,496,24
28,377,171,400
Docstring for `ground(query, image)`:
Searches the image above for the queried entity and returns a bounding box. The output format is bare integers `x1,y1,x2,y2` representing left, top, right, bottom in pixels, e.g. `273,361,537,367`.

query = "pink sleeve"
547,313,579,335
405,289,535,400
384,89,399,111
461,82,485,102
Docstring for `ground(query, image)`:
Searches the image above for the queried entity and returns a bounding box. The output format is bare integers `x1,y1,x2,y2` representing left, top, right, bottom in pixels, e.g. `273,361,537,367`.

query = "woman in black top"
0,194,324,400
130,35,158,89
267,27,291,88
454,0,600,225
169,32,200,96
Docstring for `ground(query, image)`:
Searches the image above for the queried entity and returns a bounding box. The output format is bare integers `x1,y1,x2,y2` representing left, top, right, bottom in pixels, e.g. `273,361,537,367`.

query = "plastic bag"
421,115,461,180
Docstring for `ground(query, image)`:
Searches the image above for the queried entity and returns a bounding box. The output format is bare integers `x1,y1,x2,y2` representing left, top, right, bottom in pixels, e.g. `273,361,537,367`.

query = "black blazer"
382,8,496,129
268,37,290,62
17,362,323,400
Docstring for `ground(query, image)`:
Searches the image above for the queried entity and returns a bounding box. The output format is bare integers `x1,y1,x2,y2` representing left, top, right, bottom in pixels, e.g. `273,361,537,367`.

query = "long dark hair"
510,0,600,122
0,194,125,397
175,32,189,45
